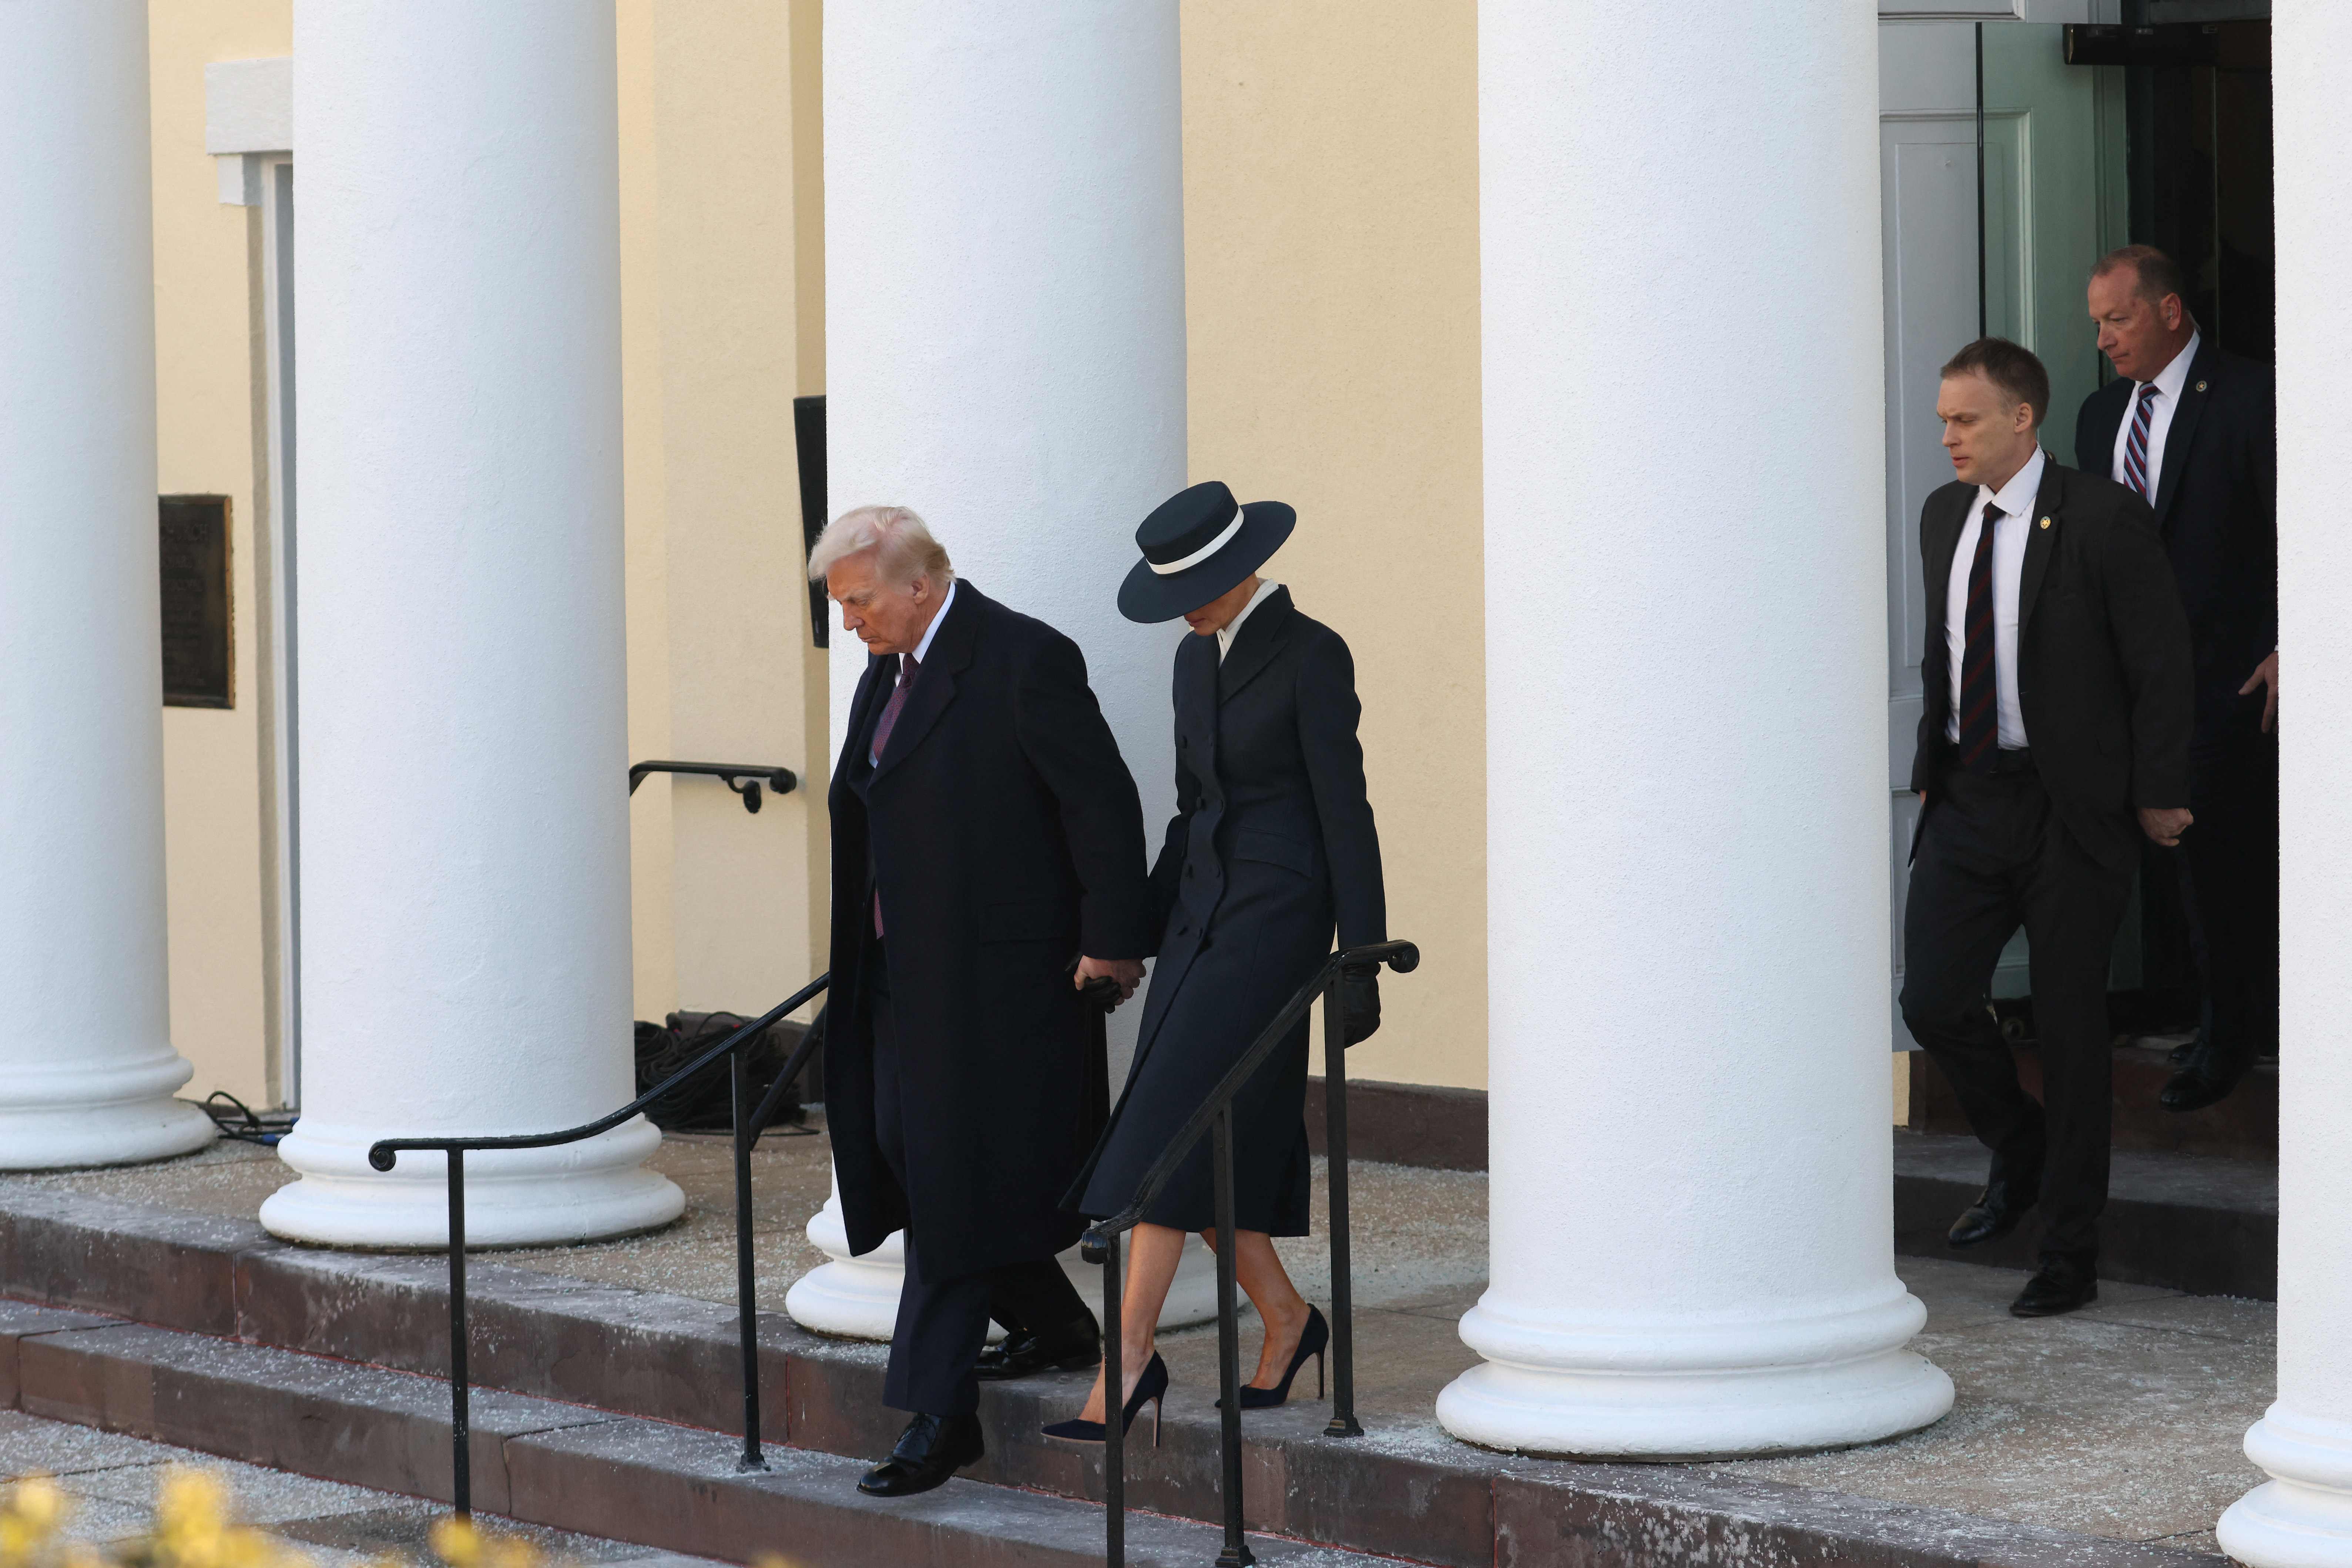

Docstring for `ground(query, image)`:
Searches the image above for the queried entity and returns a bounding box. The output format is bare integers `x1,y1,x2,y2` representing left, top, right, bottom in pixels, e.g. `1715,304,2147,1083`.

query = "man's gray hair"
807,504,956,588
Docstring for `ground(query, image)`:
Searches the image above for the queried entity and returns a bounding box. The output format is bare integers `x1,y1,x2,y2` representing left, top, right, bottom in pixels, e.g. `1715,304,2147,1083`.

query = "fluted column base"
259,1114,682,1248
1437,1286,1954,1460
2220,1408,2352,1568
785,1179,1224,1342
0,1050,214,1170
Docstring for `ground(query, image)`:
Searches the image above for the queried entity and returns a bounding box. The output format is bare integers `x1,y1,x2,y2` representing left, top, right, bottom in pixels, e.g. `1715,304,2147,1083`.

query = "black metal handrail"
1080,938,1419,1568
369,971,831,1518
627,759,799,814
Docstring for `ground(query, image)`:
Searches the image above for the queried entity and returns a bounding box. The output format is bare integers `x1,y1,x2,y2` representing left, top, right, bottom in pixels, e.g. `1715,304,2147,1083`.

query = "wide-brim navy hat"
1117,479,1296,624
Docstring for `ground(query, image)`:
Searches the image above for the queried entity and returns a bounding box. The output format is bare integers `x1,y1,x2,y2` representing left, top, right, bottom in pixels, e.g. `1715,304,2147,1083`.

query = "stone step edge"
0,1186,1495,1557
0,1189,2229,1568
0,1300,1401,1568
0,1186,2226,1568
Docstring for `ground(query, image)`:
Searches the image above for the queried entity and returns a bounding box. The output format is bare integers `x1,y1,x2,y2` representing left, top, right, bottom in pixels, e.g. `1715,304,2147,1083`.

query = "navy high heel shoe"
1236,1305,1328,1410
1040,1352,1168,1446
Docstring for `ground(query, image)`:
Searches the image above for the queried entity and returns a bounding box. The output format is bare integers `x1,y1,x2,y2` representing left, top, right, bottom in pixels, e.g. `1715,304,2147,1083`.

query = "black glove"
1340,972,1381,1047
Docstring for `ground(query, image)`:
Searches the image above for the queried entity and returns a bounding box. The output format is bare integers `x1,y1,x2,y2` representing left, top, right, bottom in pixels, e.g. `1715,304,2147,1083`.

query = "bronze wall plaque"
160,495,233,708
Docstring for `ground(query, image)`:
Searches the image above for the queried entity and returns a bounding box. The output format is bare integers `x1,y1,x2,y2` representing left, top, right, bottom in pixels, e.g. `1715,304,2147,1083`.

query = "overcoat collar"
870,579,984,783
2147,337,2216,533
1216,585,1298,702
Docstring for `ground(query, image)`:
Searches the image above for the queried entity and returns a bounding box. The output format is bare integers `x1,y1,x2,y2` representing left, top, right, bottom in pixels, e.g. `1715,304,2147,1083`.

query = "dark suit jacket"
1067,587,1385,1232
2075,342,2276,752
825,582,1151,1279
1143,587,1386,970
1910,459,2194,874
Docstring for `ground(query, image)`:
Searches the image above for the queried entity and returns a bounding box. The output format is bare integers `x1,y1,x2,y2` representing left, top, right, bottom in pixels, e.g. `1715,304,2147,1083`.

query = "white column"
0,1,216,1170
260,1,680,1246
1435,1,1953,1457
2217,9,2349,1562
787,1,1217,1338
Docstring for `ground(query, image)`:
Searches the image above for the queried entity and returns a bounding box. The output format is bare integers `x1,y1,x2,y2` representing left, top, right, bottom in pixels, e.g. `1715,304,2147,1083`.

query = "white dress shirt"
2108,330,2200,501
1945,447,2045,750
1216,578,1282,662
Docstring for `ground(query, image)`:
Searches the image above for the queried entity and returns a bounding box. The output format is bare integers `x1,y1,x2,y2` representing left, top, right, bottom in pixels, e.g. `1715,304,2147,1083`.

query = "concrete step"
0,1299,1394,1568
1907,1043,2278,1162
1893,1130,2275,1298
0,1186,2227,1568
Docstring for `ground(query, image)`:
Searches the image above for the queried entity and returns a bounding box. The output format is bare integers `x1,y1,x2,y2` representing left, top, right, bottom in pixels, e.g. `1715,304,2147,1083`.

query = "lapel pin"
2039,517,2051,529
2196,380,2208,392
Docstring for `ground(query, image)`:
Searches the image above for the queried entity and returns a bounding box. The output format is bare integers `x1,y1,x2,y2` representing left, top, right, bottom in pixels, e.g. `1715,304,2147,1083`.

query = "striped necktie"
1956,499,2004,772
2121,382,2159,501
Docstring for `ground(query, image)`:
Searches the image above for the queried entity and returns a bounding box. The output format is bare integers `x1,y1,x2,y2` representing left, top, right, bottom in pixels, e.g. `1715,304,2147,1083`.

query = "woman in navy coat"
1047,480,1386,1442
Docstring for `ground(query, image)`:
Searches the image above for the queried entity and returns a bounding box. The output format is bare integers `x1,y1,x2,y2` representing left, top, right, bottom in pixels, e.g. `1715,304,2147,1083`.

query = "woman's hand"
1341,973,1381,1046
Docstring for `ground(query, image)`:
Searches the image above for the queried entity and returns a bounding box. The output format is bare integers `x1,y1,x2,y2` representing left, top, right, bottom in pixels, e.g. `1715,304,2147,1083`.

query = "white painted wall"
2217,5,2352,1561
262,0,679,1246
0,0,214,1169
1440,0,1952,1456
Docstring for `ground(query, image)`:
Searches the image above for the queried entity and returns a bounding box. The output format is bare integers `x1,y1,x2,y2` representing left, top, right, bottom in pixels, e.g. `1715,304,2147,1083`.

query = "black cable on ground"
201,1090,299,1146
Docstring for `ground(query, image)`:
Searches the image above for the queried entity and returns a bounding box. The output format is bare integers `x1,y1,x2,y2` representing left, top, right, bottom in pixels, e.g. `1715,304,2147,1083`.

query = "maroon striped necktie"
1957,500,2003,772
2121,382,2158,501
869,654,918,935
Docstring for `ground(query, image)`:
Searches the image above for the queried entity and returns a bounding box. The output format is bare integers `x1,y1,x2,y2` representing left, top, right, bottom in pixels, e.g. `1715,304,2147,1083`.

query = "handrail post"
1323,966,1363,1438
732,1048,768,1471
447,1148,471,1520
1101,1229,1124,1568
1213,1104,1254,1568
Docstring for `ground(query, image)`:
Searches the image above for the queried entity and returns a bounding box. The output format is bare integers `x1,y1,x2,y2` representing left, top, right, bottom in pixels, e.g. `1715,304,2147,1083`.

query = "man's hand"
1076,956,1145,1008
2239,651,2279,733
2138,806,2194,847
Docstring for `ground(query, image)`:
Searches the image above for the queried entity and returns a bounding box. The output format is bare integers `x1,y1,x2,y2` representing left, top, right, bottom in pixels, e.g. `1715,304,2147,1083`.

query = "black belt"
1940,739,2035,777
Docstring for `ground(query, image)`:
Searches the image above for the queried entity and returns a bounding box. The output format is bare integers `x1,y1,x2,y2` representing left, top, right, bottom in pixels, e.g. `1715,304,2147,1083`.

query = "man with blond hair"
809,505,1151,1498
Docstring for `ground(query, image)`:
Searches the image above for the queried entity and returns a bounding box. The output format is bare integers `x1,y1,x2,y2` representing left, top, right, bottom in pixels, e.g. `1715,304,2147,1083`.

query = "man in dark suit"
811,505,1152,1497
1901,339,2194,1318
2076,246,2278,1113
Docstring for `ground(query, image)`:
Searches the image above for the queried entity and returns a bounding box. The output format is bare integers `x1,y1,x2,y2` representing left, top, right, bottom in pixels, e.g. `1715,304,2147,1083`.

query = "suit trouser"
869,960,1090,1418
1900,762,2134,1261
2180,728,2280,1067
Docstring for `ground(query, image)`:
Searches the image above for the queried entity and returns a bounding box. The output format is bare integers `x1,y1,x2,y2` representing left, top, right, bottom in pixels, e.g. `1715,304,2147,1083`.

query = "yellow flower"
428,1516,482,1568
9,1479,66,1535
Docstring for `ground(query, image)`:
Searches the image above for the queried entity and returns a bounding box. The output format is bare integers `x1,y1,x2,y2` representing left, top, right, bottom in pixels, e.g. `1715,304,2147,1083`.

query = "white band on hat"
1147,504,1246,575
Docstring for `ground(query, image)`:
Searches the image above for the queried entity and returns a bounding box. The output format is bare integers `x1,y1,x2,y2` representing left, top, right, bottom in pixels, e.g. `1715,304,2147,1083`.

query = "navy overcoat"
1070,587,1385,1235
826,583,1152,1280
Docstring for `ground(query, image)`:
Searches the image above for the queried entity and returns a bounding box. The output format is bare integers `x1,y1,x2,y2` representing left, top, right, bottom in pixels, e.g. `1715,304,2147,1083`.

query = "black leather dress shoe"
1947,1178,2037,1248
2160,1043,2247,1113
974,1318,1101,1382
2010,1255,2099,1317
2167,1037,2198,1067
857,1412,985,1498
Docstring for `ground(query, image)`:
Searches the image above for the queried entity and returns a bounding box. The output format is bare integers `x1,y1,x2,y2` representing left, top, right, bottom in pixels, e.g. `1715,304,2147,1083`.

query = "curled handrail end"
367,1143,399,1172
1078,1225,1114,1265
1336,939,1418,977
